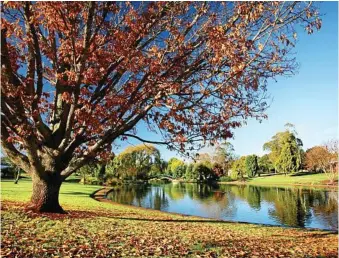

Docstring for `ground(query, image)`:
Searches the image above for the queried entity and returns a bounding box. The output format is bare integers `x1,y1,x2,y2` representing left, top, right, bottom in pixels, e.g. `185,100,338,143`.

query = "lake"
105,183,338,230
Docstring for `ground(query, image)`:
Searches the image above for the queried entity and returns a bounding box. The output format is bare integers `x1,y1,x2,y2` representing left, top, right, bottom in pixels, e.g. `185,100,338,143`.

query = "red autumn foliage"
1,2,321,212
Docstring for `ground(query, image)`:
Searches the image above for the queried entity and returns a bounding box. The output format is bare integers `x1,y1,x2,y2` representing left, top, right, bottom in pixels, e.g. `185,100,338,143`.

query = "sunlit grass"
247,173,336,186
1,178,106,210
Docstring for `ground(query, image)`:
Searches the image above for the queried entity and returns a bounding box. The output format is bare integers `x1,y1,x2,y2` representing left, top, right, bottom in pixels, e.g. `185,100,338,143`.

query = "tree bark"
26,174,65,213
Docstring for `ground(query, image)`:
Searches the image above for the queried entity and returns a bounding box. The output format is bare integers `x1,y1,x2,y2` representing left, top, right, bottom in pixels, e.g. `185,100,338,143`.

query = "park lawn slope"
1,179,338,257
248,173,337,186
220,173,337,187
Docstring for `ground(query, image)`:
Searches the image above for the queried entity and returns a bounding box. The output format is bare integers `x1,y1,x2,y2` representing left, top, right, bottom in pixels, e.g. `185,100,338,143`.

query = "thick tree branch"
1,125,30,172
122,134,170,145
23,2,52,141
58,2,96,152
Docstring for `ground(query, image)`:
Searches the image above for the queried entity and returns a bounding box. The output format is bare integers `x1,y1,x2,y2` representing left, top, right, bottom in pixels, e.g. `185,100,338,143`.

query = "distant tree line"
2,124,337,185
229,124,338,181
72,141,238,185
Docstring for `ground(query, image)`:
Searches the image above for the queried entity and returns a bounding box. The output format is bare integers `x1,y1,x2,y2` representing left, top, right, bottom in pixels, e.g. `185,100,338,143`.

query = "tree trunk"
27,174,65,213
14,168,20,184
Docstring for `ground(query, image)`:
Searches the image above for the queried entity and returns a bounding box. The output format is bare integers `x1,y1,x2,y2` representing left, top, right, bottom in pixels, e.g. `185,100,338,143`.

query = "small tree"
305,142,338,183
196,153,213,164
212,163,224,179
258,154,274,174
193,163,212,181
231,156,247,180
305,146,331,172
245,155,258,178
213,142,236,174
324,139,338,183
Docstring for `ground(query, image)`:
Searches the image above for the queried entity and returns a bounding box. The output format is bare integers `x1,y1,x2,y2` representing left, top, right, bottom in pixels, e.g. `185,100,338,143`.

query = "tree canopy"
263,124,303,174
245,155,259,178
258,154,274,174
231,156,247,180
2,2,321,174
106,144,161,180
305,140,338,175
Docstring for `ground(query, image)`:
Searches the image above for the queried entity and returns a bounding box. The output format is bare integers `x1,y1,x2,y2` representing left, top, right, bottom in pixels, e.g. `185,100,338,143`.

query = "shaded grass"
1,179,338,257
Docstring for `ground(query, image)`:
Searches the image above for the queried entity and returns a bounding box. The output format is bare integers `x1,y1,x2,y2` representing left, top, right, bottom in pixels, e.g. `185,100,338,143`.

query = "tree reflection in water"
106,183,338,230
225,185,338,229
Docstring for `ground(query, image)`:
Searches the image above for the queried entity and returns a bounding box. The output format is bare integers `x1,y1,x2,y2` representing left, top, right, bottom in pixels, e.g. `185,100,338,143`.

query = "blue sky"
117,2,338,161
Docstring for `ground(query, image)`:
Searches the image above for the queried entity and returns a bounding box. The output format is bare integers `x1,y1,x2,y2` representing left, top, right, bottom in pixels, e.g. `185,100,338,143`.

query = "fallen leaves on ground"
1,200,338,257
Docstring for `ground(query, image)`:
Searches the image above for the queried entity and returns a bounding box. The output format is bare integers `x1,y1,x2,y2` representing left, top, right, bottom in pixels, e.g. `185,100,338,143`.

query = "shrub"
80,176,101,185
148,178,170,185
105,177,122,186
219,176,233,182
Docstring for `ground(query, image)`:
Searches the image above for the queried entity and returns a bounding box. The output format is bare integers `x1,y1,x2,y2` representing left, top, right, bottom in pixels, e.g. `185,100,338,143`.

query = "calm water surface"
106,183,338,230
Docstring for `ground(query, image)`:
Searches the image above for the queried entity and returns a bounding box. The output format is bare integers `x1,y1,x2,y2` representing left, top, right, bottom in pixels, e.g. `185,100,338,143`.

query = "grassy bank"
1,179,338,257
220,173,337,188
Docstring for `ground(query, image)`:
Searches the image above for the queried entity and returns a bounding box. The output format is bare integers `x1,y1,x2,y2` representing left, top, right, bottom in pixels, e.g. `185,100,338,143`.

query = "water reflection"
105,183,338,230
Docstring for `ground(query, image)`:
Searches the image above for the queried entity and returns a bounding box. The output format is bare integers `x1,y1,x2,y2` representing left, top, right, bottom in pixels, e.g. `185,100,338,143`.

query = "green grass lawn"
1,178,338,257
1,178,106,210
247,173,336,186
220,172,337,187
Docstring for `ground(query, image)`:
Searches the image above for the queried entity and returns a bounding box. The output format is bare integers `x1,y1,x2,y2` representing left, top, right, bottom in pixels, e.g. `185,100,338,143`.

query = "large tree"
106,144,160,180
305,139,338,181
166,157,185,177
305,146,331,172
277,133,303,174
213,142,235,174
258,154,274,174
1,2,321,212
263,124,303,173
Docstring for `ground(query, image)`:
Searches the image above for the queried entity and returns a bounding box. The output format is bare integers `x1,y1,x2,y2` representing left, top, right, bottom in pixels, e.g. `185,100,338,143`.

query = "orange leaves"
258,43,264,52
1,1,322,164
159,120,175,131
149,45,159,54
3,197,337,258
305,146,333,172
315,18,322,30
61,92,72,103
